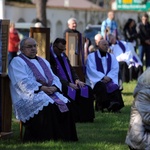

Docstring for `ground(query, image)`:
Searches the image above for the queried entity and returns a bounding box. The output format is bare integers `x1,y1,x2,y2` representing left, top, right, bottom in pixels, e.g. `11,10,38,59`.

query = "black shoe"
108,102,120,112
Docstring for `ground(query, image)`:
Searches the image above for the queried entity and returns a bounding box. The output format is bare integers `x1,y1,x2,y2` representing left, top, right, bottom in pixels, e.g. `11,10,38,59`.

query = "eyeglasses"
55,45,66,51
24,44,38,48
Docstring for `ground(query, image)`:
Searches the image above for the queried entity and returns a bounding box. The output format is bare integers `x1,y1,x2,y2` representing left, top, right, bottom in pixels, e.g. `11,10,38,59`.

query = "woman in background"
8,22,20,63
123,18,138,52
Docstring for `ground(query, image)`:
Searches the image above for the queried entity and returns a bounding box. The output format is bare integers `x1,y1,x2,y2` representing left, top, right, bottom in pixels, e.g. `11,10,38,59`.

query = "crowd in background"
3,10,150,149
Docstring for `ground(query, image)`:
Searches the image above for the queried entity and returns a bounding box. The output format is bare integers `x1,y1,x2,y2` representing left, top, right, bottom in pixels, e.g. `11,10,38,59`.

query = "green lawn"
0,81,136,150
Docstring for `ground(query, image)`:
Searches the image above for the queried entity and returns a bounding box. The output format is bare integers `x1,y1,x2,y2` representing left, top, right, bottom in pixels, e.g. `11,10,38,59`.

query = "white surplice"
85,50,119,89
110,41,142,68
8,55,69,122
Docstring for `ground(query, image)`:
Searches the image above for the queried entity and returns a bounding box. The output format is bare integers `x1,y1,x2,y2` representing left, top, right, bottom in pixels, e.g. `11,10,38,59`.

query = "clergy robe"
86,50,124,112
0,77,1,132
110,41,143,81
8,54,78,142
0,33,2,132
50,49,95,123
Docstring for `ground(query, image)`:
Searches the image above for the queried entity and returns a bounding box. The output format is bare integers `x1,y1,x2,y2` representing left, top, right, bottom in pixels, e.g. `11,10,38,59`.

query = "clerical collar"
23,54,37,59
99,50,106,57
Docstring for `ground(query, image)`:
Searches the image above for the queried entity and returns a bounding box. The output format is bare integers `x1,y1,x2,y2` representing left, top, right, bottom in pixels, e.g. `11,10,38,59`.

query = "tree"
34,0,47,27
88,0,110,8
6,0,47,27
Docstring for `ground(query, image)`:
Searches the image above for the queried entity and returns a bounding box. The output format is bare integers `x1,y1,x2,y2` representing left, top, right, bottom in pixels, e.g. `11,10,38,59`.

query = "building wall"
4,5,142,42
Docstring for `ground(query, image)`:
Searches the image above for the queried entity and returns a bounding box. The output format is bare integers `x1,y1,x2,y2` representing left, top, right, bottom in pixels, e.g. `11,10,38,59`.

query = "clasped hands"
40,86,57,95
69,79,85,90
101,76,111,83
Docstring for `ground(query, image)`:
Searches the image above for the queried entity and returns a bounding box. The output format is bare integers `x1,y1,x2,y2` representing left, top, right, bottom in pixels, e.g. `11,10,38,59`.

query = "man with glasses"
50,38,95,123
86,39,124,113
8,37,78,142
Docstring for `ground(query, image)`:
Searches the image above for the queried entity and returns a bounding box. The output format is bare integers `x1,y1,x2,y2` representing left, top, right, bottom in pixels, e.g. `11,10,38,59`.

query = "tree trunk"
35,0,47,27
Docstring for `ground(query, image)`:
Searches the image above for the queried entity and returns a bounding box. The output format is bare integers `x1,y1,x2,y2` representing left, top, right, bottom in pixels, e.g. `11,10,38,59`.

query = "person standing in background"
8,22,20,63
137,13,150,68
123,18,138,53
101,11,119,40
63,18,80,39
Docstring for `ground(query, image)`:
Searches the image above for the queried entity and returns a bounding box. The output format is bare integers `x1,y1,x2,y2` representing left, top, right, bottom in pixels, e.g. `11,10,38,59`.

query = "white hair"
67,18,77,24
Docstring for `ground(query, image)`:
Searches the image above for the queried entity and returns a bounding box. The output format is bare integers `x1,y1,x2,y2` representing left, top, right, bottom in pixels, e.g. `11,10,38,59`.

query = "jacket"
8,29,20,52
125,80,150,150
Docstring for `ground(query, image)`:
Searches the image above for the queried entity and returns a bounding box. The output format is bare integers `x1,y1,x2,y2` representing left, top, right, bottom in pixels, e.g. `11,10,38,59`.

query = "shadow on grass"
76,105,131,146
122,92,133,96
0,107,131,150
0,104,132,150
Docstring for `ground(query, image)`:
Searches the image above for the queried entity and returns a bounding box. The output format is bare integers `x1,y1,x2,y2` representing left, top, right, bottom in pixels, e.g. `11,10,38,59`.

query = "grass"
0,81,137,150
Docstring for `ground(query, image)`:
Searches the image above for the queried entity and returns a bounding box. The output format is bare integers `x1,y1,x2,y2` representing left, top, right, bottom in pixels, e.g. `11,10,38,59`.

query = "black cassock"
23,102,78,142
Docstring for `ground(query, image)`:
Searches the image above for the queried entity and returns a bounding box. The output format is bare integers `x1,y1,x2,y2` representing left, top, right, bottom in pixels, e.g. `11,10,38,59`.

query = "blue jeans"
138,45,150,68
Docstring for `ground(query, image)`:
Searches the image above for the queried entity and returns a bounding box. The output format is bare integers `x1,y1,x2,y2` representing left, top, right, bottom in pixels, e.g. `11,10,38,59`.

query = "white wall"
4,5,141,42
0,0,5,19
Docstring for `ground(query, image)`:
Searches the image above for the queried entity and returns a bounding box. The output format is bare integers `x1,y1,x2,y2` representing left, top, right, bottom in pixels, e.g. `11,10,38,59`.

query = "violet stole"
54,56,77,100
118,41,138,64
50,47,76,100
62,53,89,99
118,41,126,53
19,54,69,113
94,51,119,93
50,47,88,100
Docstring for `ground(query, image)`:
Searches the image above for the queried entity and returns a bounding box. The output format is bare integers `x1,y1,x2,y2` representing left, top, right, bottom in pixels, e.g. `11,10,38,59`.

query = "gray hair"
20,37,35,50
67,18,77,24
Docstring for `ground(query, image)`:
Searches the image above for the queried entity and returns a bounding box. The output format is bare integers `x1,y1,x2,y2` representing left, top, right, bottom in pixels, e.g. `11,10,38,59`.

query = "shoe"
108,102,120,112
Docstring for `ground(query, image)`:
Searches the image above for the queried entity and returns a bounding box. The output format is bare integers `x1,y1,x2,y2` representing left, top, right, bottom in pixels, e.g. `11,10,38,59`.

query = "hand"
102,76,111,83
40,86,57,95
69,83,79,90
75,79,85,87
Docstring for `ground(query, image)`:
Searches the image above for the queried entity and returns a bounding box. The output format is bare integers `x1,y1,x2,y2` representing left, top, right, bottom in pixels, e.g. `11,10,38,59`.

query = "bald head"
98,39,109,53
94,34,103,46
